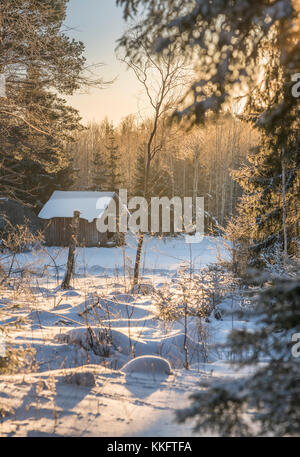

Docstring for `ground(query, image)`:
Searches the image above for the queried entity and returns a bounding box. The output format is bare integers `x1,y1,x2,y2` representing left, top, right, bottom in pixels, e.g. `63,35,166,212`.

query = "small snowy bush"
64,371,96,387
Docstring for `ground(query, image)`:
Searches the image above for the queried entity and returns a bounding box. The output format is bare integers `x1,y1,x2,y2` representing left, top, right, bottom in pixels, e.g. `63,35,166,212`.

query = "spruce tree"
105,123,122,192
91,124,108,191
133,144,171,200
92,149,108,191
134,145,170,200
227,38,300,267
227,130,300,267
133,143,173,233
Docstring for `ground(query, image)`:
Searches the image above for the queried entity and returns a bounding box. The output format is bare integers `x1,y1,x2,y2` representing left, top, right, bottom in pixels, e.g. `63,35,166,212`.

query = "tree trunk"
193,144,200,222
61,210,80,289
132,115,156,287
133,233,144,286
281,152,288,260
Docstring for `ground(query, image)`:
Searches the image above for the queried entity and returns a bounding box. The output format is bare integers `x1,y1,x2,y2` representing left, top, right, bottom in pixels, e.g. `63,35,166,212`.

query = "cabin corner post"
61,210,80,289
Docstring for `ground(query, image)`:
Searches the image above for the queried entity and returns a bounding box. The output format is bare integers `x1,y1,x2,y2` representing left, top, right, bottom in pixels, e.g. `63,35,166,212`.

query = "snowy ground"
0,234,248,437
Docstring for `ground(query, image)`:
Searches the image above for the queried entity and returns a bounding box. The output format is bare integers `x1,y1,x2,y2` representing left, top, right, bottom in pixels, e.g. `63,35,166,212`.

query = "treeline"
1,0,298,271
71,113,259,231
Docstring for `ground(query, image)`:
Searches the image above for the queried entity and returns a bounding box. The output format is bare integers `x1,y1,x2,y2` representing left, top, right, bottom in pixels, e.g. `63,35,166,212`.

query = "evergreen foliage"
0,0,87,208
104,123,122,191
116,0,300,436
177,271,300,436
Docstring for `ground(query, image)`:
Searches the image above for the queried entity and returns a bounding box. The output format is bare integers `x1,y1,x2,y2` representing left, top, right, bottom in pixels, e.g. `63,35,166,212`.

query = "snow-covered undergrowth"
0,235,248,437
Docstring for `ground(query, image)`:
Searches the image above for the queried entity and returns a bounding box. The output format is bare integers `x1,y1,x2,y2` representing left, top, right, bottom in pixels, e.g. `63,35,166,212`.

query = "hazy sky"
65,0,148,126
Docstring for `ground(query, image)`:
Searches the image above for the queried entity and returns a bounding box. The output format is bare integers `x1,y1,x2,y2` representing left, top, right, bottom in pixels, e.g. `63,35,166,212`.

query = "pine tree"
0,65,81,209
0,0,92,207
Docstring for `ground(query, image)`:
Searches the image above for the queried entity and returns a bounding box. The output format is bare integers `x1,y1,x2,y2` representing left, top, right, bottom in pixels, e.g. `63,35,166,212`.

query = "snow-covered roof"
38,191,116,223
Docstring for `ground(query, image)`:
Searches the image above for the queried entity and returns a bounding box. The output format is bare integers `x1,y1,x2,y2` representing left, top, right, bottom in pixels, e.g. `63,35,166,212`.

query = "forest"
0,0,299,440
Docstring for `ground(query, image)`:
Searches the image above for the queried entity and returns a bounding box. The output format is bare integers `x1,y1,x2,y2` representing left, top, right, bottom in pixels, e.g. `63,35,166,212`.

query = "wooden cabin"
38,191,126,247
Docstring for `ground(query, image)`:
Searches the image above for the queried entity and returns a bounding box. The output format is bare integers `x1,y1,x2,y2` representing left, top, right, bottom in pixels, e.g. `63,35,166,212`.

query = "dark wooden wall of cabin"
43,194,126,247
44,217,108,247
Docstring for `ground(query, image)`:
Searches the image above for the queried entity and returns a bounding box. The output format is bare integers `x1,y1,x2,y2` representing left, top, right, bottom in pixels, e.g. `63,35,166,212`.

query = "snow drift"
121,355,172,376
